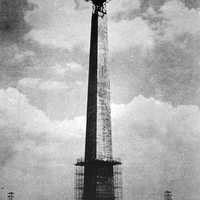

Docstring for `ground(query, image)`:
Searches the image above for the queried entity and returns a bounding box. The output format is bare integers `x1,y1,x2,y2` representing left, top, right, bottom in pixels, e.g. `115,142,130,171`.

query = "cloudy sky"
1,0,200,200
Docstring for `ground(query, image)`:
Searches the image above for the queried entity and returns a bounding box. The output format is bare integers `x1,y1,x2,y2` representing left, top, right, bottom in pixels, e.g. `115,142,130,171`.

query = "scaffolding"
74,158,122,200
164,191,173,200
113,163,122,200
75,162,84,200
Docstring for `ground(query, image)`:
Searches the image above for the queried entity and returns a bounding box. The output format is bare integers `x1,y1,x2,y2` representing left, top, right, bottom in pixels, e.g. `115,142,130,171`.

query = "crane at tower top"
85,0,111,6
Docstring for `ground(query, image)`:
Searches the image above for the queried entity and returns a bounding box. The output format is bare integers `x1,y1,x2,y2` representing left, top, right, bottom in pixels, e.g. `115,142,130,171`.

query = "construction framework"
164,191,173,200
75,158,122,200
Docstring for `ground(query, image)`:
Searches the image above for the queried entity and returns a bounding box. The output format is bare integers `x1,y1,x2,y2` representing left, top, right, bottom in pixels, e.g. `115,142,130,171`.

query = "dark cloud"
0,141,15,167
143,34,200,105
111,0,167,22
73,0,89,10
111,0,200,22
140,0,200,12
0,127,19,168
140,0,168,12
110,0,200,106
111,33,200,106
74,0,80,9
0,0,36,42
0,1,37,90
181,0,200,9
142,0,200,10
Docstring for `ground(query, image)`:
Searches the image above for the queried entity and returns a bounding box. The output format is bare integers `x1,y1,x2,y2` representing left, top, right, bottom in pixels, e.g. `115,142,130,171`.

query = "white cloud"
0,44,35,65
112,95,200,200
48,62,83,78
18,78,40,88
50,64,68,76
109,17,154,51
25,0,91,50
0,87,84,200
39,80,69,91
1,90,200,200
67,62,83,72
14,50,35,62
26,28,89,50
0,87,84,138
108,0,140,15
157,0,200,40
25,0,153,52
18,78,69,91
75,80,83,86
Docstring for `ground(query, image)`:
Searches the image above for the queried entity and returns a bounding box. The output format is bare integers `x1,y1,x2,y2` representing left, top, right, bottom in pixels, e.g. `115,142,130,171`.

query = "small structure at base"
164,190,173,200
75,158,122,200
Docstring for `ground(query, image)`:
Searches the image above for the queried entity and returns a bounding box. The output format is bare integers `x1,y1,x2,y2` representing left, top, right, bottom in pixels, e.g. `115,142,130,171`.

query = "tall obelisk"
75,1,122,200
85,0,112,163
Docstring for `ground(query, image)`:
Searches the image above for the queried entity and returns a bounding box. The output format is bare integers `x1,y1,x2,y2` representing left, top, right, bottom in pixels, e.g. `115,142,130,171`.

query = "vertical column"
96,4,112,160
85,4,112,162
85,5,98,162
76,2,122,200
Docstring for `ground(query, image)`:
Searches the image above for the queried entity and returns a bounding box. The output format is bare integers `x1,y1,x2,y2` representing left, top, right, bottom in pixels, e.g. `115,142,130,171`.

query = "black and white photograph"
0,1,200,200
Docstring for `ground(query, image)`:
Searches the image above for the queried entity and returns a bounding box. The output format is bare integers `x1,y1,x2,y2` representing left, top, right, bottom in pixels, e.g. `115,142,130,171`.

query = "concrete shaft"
85,4,112,162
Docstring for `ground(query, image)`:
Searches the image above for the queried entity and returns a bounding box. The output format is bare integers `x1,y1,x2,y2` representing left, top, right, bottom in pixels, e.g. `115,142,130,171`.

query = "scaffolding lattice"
74,158,122,200
74,164,84,200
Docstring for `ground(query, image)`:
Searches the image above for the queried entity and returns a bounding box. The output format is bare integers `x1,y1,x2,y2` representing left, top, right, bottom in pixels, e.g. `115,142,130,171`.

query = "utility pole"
1,187,5,200
7,192,14,200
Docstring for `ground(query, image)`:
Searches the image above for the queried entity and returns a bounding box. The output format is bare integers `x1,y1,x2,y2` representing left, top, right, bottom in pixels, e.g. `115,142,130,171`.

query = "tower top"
85,0,111,6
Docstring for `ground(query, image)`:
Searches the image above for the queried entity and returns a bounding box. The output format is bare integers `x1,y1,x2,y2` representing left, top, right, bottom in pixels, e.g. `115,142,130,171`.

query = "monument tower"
75,0,122,200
